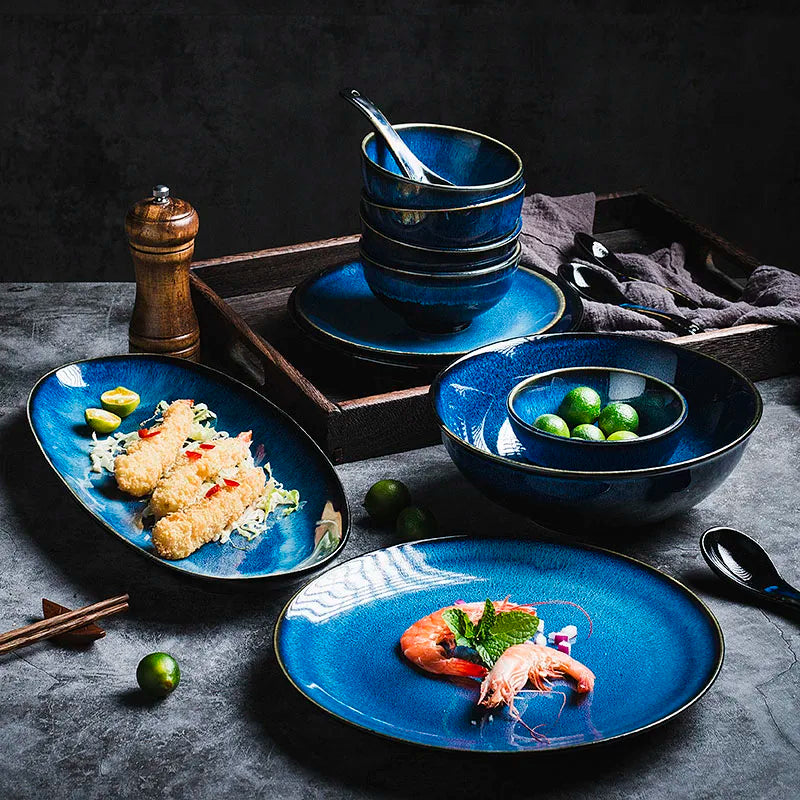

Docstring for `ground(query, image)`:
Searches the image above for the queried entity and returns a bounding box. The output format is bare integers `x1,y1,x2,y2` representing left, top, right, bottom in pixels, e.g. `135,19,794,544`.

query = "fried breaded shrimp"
114,400,193,497
151,465,266,559
149,432,252,518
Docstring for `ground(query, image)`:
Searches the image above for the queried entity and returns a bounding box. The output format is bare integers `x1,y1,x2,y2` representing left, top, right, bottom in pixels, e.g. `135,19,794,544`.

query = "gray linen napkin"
520,192,800,339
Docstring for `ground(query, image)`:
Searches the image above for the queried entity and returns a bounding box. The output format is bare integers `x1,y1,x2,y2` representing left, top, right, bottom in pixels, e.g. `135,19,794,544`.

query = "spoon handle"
765,582,800,612
340,88,427,183
620,303,704,336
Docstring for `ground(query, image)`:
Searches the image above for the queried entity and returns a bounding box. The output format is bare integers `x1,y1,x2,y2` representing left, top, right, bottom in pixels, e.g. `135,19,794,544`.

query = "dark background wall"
1,1,799,282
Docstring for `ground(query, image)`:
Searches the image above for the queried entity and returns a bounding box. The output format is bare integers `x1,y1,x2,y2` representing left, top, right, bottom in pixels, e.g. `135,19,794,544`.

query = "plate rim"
273,534,725,754
26,353,351,583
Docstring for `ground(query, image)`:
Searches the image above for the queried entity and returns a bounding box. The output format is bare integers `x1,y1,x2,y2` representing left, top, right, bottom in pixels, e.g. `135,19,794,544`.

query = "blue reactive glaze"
360,187,524,248
362,249,519,333
507,367,688,471
275,537,723,754
289,261,576,367
360,215,521,272
431,334,761,531
27,355,350,581
362,124,524,209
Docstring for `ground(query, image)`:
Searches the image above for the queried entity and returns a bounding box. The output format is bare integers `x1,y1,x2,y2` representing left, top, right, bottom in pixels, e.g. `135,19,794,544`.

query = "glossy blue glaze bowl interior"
430,333,761,531
360,186,524,249
362,245,519,333
507,367,688,471
362,123,524,209
360,214,521,272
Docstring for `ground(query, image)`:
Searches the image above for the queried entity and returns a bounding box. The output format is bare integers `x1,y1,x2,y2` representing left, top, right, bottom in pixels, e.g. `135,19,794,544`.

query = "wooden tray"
189,190,800,464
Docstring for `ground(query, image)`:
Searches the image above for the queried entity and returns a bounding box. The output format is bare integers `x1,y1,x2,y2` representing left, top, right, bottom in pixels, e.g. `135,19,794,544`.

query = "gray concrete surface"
0,283,798,799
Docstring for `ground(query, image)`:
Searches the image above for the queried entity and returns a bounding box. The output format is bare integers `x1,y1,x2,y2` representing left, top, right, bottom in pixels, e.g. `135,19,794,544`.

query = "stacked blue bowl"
359,123,525,333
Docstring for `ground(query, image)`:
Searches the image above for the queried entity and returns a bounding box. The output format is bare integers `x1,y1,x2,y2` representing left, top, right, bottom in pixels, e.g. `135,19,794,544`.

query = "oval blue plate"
275,537,723,753
288,261,583,368
28,355,350,582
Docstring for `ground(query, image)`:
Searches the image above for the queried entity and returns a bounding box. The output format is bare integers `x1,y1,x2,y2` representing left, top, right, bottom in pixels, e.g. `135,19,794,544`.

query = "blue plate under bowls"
360,213,521,272
507,366,688,471
27,355,350,581
362,245,519,333
275,536,723,753
289,262,580,368
431,333,761,531
360,185,524,249
362,123,524,209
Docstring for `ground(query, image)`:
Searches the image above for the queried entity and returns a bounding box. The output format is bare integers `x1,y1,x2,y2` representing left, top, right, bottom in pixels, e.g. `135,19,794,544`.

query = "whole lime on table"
396,506,438,541
364,479,412,524
558,386,602,427
571,423,606,441
608,430,639,441
137,652,181,698
532,413,570,438
598,402,639,436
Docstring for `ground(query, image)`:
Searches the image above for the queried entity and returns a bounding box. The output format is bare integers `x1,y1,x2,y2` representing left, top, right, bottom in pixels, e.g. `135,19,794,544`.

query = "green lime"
608,430,639,441
136,652,180,698
598,402,639,436
85,407,121,434
396,506,438,541
558,387,602,427
101,386,141,417
364,479,412,524
532,413,570,438
571,424,605,441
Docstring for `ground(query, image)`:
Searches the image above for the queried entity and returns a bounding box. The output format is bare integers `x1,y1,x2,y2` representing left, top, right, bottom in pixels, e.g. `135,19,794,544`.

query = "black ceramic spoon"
340,88,453,186
700,526,800,614
557,262,703,336
574,233,700,310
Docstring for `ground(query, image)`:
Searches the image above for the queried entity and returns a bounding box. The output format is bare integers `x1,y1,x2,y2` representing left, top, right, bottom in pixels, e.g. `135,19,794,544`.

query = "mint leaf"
491,611,541,647
442,608,475,648
475,598,495,641
475,641,495,669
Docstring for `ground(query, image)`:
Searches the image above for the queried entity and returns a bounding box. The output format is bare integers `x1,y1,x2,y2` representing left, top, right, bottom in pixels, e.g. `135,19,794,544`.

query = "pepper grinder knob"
126,185,200,361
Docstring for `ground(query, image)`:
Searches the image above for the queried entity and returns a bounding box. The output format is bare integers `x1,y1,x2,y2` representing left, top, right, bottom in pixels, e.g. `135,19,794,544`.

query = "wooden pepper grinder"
126,185,200,360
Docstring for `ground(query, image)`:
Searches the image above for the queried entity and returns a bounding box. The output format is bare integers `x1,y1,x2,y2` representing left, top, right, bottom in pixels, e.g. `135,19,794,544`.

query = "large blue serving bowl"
362,245,519,333
362,123,524,209
360,185,524,248
430,334,762,532
360,213,521,272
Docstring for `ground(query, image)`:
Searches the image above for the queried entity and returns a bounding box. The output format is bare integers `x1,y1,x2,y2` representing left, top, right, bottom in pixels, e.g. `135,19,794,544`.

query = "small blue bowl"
361,123,524,209
360,214,521,272
507,366,688,471
360,185,524,248
362,244,519,333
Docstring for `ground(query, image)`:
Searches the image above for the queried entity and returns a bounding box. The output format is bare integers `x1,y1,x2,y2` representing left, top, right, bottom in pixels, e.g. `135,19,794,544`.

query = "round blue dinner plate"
275,537,723,753
27,355,350,581
288,261,583,368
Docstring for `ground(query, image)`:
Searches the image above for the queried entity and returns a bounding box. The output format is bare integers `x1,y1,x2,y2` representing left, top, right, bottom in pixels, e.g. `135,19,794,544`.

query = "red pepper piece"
223,479,240,488
185,451,202,460
138,428,161,439
205,485,221,498
199,443,216,450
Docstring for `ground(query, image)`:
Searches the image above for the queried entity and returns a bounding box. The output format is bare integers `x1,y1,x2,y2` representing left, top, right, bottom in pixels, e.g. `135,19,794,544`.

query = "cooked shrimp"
400,599,536,679
151,464,266,560
114,399,193,497
479,642,595,710
149,431,252,518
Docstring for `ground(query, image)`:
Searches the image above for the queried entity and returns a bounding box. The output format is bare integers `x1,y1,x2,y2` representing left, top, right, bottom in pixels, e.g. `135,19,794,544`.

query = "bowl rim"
360,212,522,254
361,122,524,192
429,332,763,479
506,365,689,448
360,183,526,214
360,241,523,280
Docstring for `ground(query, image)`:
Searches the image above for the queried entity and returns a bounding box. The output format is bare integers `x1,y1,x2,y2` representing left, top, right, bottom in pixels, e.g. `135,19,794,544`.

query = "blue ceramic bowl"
362,245,519,333
507,366,688,471
362,123,524,209
360,213,521,272
360,185,524,248
430,333,762,532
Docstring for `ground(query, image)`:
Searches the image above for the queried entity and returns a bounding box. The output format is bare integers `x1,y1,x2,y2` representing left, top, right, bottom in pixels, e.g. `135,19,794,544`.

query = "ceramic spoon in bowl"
340,88,453,186
700,526,800,614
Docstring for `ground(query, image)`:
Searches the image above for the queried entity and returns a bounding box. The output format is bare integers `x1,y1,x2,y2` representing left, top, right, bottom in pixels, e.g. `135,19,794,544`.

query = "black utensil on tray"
700,527,800,614
557,262,703,336
574,232,700,310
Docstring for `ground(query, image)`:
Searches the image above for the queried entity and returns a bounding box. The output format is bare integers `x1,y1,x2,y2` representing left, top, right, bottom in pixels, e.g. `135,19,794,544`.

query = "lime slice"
136,652,181,698
571,423,605,441
558,387,602,427
85,408,121,434
598,402,639,436
607,430,639,441
101,387,141,418
532,413,570,438
363,479,412,525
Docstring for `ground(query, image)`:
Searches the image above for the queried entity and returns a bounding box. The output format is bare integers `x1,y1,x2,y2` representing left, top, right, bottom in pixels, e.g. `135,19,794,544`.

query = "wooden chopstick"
0,595,129,656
